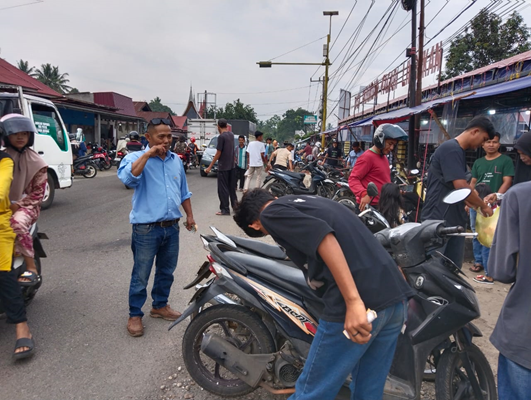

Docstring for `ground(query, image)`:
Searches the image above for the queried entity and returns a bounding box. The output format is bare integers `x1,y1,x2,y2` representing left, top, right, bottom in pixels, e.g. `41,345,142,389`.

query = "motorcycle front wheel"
103,159,112,170
182,304,275,397
335,192,359,214
263,178,291,197
435,343,497,400
83,165,97,178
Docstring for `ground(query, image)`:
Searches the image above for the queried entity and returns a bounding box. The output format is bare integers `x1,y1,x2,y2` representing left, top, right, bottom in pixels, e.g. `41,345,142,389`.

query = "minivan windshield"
207,135,241,149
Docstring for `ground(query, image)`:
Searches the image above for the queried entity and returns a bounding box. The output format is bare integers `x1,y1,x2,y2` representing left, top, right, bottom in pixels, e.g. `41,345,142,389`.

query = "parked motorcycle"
73,155,97,178
91,145,112,171
170,189,496,400
0,224,47,313
262,160,336,198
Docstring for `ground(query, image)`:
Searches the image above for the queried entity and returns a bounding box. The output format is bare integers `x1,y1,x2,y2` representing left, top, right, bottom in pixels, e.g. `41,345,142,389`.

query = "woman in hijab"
1,114,47,285
0,116,35,359
514,132,531,185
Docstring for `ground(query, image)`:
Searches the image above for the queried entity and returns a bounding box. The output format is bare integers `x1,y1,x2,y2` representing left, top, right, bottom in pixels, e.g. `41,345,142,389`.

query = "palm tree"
34,63,72,94
17,60,36,76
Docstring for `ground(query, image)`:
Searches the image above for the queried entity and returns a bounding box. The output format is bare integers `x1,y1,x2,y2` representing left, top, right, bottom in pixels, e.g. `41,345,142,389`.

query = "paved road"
0,167,280,400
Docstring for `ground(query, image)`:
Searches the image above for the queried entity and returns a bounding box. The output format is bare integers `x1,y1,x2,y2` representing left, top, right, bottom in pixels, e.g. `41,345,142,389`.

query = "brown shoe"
127,317,144,337
150,305,182,321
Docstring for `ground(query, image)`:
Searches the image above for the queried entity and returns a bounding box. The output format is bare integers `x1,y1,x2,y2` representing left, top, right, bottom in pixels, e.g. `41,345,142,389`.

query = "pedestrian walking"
468,131,514,280
421,116,494,268
234,135,247,192
118,118,196,337
489,181,531,400
265,137,274,162
205,119,237,215
243,131,267,193
233,190,413,399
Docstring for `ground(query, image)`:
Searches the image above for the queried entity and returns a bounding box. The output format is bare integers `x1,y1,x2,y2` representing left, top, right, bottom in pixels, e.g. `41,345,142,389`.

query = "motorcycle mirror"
443,188,471,204
367,182,379,198
410,169,419,175
201,144,207,148
416,161,421,169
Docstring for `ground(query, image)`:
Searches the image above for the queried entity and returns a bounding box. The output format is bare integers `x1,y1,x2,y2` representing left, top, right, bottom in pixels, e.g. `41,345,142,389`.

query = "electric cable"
268,36,326,61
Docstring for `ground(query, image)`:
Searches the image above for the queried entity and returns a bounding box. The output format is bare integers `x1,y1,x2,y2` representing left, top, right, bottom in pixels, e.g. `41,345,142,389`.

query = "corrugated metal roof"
171,115,187,130
133,101,151,113
0,58,62,98
93,92,138,117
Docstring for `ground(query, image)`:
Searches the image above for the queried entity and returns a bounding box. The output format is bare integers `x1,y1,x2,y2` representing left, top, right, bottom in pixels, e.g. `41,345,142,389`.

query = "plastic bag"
476,206,500,248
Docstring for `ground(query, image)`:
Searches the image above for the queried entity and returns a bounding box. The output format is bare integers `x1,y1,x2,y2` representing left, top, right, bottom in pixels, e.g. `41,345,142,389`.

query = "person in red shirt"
349,124,408,210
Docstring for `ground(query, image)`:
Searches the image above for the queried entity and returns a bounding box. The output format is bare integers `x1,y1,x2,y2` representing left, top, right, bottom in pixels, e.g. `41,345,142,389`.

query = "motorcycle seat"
223,251,318,300
274,170,306,180
227,235,287,260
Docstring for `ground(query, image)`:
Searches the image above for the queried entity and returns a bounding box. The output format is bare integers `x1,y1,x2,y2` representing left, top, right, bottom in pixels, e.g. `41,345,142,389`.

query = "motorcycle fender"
168,280,226,331
33,236,47,258
463,322,483,339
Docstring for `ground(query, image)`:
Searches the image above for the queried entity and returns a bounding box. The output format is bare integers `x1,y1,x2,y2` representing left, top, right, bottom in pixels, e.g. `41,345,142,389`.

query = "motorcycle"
262,160,336,199
177,152,188,173
170,188,496,400
73,155,98,178
90,144,112,171
0,224,47,313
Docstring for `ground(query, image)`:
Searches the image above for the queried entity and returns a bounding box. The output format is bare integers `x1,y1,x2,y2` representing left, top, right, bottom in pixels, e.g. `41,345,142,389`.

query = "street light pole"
321,11,338,148
407,1,418,170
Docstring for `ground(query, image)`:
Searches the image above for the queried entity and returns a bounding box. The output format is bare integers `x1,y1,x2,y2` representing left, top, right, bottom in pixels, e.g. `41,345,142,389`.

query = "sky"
1,0,530,124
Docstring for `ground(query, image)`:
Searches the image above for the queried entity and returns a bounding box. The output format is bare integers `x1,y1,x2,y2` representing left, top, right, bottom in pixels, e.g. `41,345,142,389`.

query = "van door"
29,101,73,190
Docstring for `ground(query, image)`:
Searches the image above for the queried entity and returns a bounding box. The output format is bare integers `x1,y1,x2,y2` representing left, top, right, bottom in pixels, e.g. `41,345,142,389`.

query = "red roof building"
0,58,62,98
93,92,138,117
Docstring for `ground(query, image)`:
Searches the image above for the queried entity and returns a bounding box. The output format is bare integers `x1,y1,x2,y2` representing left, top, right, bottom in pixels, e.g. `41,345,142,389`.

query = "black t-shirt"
260,196,414,322
421,139,467,226
217,131,235,171
326,146,343,166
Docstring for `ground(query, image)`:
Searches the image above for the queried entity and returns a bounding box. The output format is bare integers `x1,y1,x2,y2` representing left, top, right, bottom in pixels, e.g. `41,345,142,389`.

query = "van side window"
31,103,67,151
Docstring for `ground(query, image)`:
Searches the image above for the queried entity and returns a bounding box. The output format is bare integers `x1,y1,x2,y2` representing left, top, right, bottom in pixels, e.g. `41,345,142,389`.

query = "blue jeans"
129,223,180,317
498,353,531,400
470,209,490,274
288,300,407,400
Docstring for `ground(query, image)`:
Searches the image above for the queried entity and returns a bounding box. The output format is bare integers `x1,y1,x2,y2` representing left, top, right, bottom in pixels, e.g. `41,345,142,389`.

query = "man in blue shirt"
118,118,195,337
346,142,364,169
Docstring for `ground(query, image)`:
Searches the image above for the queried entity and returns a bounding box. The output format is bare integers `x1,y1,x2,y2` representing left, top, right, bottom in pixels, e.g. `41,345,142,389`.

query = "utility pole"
414,0,425,167
407,0,418,170
321,11,338,148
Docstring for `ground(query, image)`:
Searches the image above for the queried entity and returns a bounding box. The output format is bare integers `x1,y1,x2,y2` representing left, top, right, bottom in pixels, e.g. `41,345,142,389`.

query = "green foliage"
69,88,80,94
17,60,35,76
149,97,175,115
207,99,258,123
259,107,315,143
34,63,72,94
443,11,531,80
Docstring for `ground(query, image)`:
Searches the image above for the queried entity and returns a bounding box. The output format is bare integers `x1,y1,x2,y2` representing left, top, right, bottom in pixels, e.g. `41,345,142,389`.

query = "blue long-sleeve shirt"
117,147,192,224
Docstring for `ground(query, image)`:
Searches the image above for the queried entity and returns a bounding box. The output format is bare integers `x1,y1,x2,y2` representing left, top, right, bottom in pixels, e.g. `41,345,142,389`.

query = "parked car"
199,134,242,177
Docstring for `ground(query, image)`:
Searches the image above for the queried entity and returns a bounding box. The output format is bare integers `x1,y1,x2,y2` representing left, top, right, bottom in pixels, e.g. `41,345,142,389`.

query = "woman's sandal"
18,271,41,287
469,264,483,273
13,336,35,360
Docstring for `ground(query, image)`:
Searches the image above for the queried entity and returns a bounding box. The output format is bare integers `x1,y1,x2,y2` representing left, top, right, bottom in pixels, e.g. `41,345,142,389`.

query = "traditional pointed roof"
183,86,201,119
188,85,194,103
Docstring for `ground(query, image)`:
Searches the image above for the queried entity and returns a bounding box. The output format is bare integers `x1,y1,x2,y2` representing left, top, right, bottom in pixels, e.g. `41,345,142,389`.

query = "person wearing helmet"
322,139,343,168
126,131,143,152
174,135,187,155
187,137,199,166
349,124,408,210
312,141,321,161
1,114,48,288
0,118,36,360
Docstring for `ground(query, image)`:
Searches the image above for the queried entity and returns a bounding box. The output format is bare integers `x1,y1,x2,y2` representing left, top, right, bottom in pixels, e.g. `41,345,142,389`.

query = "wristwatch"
495,193,505,201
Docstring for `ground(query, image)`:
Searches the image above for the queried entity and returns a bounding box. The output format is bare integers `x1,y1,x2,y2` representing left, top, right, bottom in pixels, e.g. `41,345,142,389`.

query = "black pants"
443,236,465,269
235,167,246,189
218,169,237,214
273,164,287,171
0,269,27,324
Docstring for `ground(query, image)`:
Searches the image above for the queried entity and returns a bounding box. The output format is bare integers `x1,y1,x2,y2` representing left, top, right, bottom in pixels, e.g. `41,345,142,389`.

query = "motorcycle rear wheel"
435,343,497,400
182,304,275,397
83,165,97,178
103,159,112,170
264,179,291,197
335,192,359,213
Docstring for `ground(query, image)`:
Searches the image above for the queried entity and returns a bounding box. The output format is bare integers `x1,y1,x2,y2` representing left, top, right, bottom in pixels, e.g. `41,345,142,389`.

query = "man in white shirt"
244,131,267,193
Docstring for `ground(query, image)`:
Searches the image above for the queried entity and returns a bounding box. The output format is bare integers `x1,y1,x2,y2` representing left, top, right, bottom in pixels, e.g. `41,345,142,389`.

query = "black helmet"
69,133,76,141
129,131,140,141
0,114,37,147
373,124,408,149
178,135,186,142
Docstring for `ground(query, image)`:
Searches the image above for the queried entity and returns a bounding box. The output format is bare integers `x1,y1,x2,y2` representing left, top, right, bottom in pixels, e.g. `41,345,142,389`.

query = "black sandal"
469,264,483,273
13,336,35,360
18,271,40,287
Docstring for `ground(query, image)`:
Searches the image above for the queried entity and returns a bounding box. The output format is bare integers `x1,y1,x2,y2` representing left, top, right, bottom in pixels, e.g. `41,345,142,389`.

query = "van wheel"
41,172,55,210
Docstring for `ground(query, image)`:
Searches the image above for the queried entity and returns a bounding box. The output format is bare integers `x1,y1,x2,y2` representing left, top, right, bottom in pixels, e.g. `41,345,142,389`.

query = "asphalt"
0,167,281,400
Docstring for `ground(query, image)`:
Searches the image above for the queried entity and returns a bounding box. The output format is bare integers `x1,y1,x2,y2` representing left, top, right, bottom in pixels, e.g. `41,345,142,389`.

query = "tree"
17,60,35,76
208,99,258,123
276,107,313,143
34,63,72,94
69,88,80,94
149,97,175,115
443,11,531,79
257,114,282,138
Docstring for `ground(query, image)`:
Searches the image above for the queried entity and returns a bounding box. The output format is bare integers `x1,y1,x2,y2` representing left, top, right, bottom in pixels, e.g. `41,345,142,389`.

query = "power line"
330,1,358,51
268,36,326,61
217,84,317,95
0,0,43,11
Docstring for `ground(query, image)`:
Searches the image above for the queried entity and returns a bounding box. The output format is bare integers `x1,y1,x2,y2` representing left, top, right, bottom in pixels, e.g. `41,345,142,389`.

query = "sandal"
18,271,41,287
13,336,35,360
473,275,494,285
215,211,230,216
469,264,484,273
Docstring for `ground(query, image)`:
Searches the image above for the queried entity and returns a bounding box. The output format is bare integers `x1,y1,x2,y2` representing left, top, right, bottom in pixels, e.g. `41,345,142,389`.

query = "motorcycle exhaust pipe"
201,333,274,388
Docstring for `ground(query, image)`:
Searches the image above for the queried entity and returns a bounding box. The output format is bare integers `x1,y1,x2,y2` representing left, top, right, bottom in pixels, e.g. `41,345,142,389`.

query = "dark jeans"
218,169,237,214
129,223,180,317
443,236,465,269
0,269,27,324
289,300,407,400
470,209,490,273
498,353,531,400
235,167,246,190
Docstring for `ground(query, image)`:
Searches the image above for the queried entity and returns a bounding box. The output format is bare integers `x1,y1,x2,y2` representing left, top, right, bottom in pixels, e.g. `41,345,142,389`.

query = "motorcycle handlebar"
437,226,465,236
